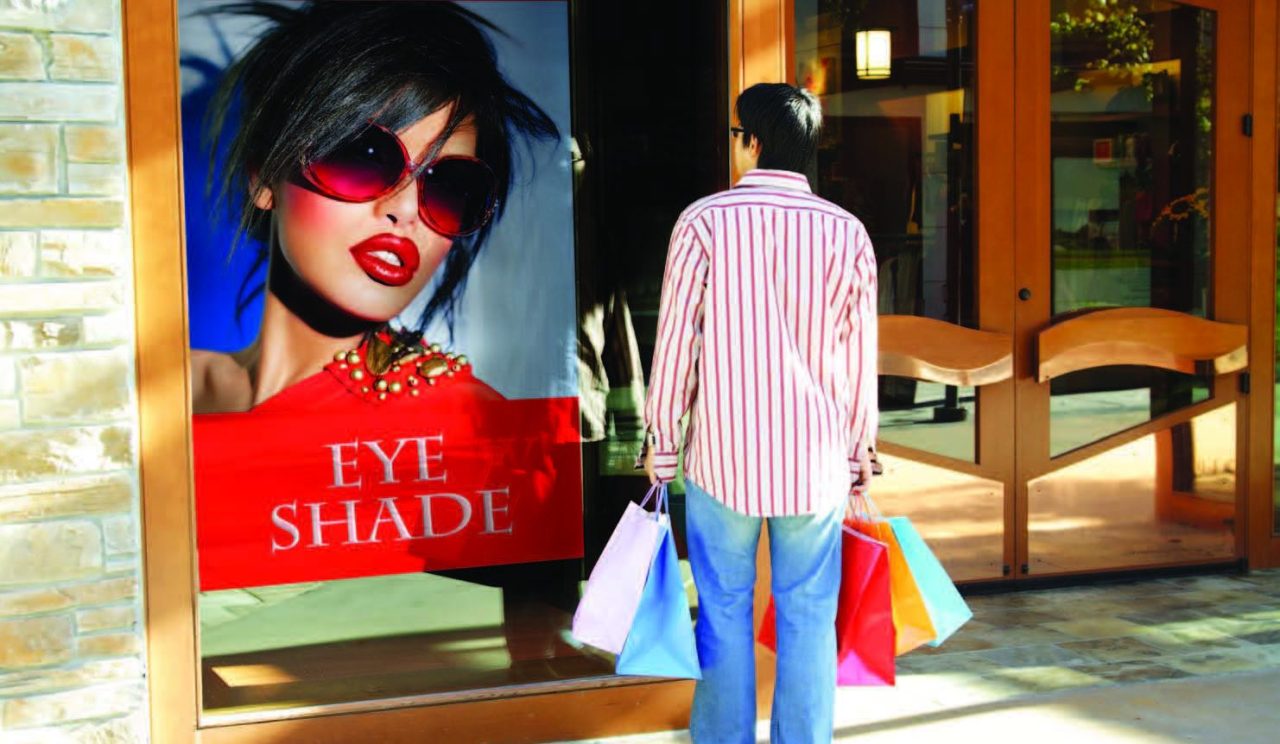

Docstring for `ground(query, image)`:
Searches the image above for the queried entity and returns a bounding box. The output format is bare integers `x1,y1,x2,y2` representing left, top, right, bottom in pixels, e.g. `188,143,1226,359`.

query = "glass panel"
873,452,1004,581
796,0,978,462
879,378,976,462
180,0,724,717
1050,365,1210,456
1029,404,1237,575
1049,1,1216,454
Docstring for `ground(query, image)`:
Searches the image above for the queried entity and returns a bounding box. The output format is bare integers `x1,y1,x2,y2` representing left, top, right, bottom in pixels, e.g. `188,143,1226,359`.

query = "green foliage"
1051,0,1155,92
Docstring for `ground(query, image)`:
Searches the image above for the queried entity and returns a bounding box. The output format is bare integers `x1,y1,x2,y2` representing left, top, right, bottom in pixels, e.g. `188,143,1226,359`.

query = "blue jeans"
684,480,842,744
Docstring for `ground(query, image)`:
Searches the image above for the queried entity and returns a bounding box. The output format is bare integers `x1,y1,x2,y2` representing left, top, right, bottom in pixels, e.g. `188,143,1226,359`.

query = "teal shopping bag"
887,516,972,647
616,493,701,679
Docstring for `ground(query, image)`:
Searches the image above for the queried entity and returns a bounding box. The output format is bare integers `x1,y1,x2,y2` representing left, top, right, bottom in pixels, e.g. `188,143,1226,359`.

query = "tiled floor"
583,568,1280,743
905,570,1280,692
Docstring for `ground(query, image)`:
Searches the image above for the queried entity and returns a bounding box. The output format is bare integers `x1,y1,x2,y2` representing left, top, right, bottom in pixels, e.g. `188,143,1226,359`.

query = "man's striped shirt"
644,168,878,517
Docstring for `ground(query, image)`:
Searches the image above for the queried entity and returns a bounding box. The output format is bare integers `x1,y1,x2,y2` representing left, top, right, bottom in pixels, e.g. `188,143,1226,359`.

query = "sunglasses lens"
419,158,497,237
307,126,405,200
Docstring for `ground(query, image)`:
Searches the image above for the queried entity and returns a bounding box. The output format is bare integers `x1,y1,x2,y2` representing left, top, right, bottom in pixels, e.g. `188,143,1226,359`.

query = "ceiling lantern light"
855,28,892,80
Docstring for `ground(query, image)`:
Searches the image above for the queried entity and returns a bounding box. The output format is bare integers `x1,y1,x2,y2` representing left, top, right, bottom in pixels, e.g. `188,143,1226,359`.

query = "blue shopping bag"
616,488,701,679
887,516,972,647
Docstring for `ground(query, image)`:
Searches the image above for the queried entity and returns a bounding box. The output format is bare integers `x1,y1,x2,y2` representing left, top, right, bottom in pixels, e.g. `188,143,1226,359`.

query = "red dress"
192,333,583,591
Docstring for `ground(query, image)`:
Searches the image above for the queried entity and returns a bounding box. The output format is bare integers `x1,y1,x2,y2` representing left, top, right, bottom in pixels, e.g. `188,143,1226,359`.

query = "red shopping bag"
759,522,896,686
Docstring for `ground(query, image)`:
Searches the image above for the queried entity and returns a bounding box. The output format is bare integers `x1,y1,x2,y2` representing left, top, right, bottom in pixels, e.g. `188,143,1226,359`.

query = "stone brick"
0,356,15,394
0,280,123,315
60,576,134,606
49,34,117,82
102,554,134,574
0,398,18,430
0,198,123,228
0,587,73,618
75,632,137,658
2,681,143,728
0,614,73,668
81,310,129,345
0,473,132,523
0,318,82,350
0,424,132,483
0,124,57,194
0,32,44,80
19,349,131,423
65,124,122,163
0,521,101,586
0,657,142,697
100,514,134,554
0,0,116,34
75,604,132,633
0,231,38,277
41,229,125,277
0,82,119,122
66,162,124,196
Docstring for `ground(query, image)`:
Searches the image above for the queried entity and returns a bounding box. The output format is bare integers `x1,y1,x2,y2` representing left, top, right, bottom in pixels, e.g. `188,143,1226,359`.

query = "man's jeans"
684,479,842,744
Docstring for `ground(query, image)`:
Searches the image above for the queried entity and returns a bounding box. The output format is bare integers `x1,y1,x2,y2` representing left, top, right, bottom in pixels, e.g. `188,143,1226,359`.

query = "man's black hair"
735,83,822,173
205,0,559,334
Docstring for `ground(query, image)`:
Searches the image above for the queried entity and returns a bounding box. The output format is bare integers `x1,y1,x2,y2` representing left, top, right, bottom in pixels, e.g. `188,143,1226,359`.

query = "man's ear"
250,175,274,210
749,136,763,157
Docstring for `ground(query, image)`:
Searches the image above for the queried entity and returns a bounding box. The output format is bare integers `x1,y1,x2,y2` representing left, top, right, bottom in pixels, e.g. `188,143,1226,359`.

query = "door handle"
1018,288,1032,301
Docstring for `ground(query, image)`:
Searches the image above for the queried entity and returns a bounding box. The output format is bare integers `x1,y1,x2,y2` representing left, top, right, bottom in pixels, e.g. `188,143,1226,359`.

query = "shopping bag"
848,495,937,655
616,487,701,679
887,516,972,647
759,521,896,686
572,484,666,653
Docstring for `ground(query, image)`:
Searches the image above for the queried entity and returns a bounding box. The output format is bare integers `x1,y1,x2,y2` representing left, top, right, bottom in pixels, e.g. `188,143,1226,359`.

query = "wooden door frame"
124,0,697,741
746,0,1280,575
1013,0,1265,577
1250,0,1280,569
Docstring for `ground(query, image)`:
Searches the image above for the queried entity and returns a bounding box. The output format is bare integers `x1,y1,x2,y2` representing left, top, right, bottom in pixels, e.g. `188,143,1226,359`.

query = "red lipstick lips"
349,234,421,287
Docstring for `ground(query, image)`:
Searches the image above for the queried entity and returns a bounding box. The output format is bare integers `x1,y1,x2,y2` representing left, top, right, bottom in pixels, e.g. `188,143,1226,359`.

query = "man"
642,82,878,743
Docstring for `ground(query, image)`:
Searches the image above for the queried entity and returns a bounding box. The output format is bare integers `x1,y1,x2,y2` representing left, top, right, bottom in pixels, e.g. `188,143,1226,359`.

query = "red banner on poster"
193,377,583,591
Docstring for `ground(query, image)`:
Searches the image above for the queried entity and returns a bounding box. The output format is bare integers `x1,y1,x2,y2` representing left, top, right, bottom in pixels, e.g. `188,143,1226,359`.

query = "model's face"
258,108,478,322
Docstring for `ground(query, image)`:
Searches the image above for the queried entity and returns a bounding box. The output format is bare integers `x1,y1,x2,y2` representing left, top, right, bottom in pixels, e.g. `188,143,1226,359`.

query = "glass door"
792,0,1018,582
1015,0,1250,577
790,0,1250,583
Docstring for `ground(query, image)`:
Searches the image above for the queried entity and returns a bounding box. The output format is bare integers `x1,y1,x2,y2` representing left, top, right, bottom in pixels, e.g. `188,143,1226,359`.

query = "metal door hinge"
1243,114,1254,137
1240,371,1251,394
1002,564,1011,577
1021,563,1030,575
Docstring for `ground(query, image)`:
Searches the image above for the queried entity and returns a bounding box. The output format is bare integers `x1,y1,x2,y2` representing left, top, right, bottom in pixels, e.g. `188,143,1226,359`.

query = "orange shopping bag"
848,495,936,655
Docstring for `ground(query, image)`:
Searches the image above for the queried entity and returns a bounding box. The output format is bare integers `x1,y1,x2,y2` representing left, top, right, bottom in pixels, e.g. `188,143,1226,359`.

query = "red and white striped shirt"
644,169,878,517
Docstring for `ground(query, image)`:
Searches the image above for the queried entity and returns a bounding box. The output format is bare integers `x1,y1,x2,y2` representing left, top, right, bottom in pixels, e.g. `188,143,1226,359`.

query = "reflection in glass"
1049,1,1216,457
879,378,976,462
795,0,978,462
871,451,1004,582
1030,404,1236,575
1050,365,1209,456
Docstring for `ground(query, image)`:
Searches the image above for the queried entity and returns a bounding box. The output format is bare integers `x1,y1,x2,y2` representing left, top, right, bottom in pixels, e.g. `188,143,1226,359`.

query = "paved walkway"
577,568,1280,743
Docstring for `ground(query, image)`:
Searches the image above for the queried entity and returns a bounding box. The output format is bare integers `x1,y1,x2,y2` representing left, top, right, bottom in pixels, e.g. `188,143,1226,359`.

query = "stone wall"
0,0,147,741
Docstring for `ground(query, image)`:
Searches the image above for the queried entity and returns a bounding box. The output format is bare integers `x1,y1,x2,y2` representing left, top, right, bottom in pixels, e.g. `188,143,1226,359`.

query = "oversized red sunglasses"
300,122,498,238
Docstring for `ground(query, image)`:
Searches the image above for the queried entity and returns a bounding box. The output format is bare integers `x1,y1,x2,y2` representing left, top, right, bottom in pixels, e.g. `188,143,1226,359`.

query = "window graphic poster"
178,1,581,590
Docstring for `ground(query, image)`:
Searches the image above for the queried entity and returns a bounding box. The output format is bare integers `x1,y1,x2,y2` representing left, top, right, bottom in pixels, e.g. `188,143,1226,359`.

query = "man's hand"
853,446,874,497
643,446,658,484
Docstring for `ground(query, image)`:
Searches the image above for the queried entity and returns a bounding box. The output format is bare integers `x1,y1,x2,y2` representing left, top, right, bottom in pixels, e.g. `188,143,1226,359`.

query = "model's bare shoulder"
191,350,254,414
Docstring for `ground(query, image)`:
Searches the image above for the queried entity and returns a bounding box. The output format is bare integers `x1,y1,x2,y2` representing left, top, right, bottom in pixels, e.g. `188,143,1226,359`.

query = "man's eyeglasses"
730,126,748,139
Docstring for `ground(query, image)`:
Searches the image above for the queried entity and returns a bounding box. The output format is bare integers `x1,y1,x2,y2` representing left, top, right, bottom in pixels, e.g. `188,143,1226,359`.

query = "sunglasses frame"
300,121,499,238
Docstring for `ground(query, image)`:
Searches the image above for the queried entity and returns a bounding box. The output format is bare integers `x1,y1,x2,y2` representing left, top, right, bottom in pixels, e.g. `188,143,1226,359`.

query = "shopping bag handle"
846,487,882,522
639,482,670,516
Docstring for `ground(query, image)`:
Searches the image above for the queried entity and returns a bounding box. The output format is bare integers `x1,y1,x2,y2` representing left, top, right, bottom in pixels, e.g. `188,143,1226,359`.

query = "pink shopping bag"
572,484,666,653
760,522,896,686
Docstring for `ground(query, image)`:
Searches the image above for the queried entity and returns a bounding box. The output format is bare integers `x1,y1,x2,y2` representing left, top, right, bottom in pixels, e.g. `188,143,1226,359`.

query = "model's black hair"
735,83,822,173
205,0,559,334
